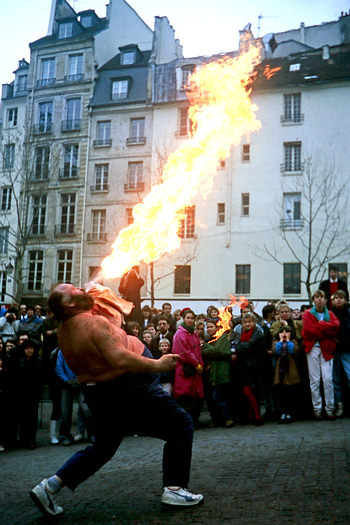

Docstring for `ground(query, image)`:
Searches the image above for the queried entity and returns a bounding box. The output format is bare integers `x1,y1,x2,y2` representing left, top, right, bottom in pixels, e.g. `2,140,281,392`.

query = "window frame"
57,249,73,283
217,203,225,225
235,264,251,294
178,206,196,239
32,194,47,235
112,79,129,101
241,193,250,217
283,262,301,294
28,250,44,291
174,265,191,295
1,187,12,212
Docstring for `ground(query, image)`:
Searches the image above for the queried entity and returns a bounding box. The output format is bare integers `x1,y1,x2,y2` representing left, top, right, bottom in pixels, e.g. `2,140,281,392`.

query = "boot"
50,420,59,445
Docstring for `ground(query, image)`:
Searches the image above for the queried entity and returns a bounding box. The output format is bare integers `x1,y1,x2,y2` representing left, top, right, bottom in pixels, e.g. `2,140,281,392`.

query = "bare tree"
259,152,349,301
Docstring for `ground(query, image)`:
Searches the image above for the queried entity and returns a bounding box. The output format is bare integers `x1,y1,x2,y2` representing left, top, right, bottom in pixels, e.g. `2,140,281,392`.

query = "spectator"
302,290,340,420
126,321,141,339
195,321,205,346
331,290,350,417
146,323,157,338
273,326,300,423
19,304,28,323
320,266,349,307
232,312,264,425
172,309,204,427
150,316,174,358
55,350,94,445
157,303,176,333
0,307,20,343
142,330,153,348
158,339,174,395
140,305,152,330
41,309,59,384
48,348,61,445
17,305,43,346
118,266,144,325
202,319,234,428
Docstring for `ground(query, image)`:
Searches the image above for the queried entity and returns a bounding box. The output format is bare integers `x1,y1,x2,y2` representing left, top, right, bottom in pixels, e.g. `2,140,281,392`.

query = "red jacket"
302,309,340,361
172,325,204,399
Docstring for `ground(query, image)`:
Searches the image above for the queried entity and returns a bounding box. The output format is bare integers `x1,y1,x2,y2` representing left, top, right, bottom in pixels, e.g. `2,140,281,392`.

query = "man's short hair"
262,304,275,319
333,290,347,299
157,315,169,324
142,305,151,312
162,302,172,309
329,265,338,272
313,289,326,299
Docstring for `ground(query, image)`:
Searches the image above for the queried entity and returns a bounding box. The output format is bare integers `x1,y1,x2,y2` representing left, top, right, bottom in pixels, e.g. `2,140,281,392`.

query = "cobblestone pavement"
2,415,350,525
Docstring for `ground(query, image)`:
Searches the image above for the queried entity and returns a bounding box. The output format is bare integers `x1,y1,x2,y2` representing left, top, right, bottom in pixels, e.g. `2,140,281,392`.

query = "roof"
30,18,107,48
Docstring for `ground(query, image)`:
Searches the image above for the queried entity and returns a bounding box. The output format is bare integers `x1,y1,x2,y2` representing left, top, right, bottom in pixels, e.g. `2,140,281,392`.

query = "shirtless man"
30,284,203,516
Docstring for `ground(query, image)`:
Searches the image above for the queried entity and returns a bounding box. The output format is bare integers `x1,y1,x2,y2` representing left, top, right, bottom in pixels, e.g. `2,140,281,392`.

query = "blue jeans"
56,350,194,490
212,384,232,421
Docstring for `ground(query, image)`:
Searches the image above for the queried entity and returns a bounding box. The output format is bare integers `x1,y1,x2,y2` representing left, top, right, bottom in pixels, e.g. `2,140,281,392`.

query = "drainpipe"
79,106,91,287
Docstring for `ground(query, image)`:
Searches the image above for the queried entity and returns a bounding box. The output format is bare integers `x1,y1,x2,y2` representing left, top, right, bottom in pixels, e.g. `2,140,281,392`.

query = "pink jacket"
172,325,204,399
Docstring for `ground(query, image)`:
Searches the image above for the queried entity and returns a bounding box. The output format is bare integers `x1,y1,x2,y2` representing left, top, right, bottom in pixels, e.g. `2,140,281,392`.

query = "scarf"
310,304,330,322
240,327,255,342
180,321,195,334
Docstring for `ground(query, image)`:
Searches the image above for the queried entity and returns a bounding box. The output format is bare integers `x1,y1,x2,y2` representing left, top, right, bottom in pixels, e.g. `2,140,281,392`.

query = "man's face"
206,322,217,337
24,346,35,358
55,284,93,312
332,295,346,309
314,295,326,312
279,307,291,320
329,269,338,280
163,304,172,315
19,335,28,345
20,305,27,316
158,320,169,334
27,308,35,319
35,305,41,316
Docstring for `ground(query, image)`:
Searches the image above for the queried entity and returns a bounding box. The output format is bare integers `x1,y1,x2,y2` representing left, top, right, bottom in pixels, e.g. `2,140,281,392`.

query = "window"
16,74,28,93
126,162,143,190
34,146,49,180
7,108,18,127
66,54,83,81
1,187,12,211
241,193,250,216
283,93,301,123
28,250,44,291
126,208,134,225
62,98,81,130
0,272,6,302
328,263,348,283
242,144,250,162
282,193,302,229
60,193,76,234
174,265,191,294
121,51,135,65
178,206,195,238
219,160,226,169
37,101,53,133
4,144,15,170
284,263,301,294
39,58,55,86
63,145,79,178
181,68,193,89
112,80,129,100
128,118,145,143
283,142,302,172
32,194,47,235
0,227,9,254
95,121,111,146
217,203,225,225
59,22,73,38
178,107,192,137
90,210,106,241
236,264,250,294
93,164,109,191
57,249,73,282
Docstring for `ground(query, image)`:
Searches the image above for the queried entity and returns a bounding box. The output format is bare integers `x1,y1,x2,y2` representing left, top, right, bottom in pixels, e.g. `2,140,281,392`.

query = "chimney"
300,22,305,44
322,45,330,60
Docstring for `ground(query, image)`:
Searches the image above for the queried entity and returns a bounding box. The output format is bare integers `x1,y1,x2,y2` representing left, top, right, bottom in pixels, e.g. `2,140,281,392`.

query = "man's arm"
93,316,177,373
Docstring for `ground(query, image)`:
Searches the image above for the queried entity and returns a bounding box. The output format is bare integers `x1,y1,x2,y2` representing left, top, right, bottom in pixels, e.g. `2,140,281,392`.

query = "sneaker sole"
30,489,63,516
162,495,204,507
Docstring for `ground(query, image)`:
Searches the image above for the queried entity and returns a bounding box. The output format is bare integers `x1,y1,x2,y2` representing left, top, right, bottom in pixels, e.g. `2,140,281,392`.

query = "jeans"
333,352,343,404
60,384,93,441
56,350,194,491
340,353,350,386
212,384,232,421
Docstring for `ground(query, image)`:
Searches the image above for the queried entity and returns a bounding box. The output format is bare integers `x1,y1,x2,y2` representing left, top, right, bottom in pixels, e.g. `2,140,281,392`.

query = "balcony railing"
33,122,52,134
124,181,144,192
280,218,304,230
87,232,107,242
14,84,28,95
55,224,76,236
61,119,81,132
126,136,146,145
90,184,109,192
280,114,304,124
64,74,84,83
59,168,79,179
280,162,304,175
93,138,112,147
28,227,46,237
36,78,56,88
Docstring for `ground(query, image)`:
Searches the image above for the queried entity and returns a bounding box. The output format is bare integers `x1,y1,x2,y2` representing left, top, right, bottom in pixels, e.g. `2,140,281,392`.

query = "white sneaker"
50,436,59,445
335,402,343,417
30,479,63,516
0,445,5,452
161,487,203,506
74,433,84,442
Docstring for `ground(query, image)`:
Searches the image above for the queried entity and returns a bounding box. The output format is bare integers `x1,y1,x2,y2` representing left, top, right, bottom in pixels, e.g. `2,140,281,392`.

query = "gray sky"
1,0,350,86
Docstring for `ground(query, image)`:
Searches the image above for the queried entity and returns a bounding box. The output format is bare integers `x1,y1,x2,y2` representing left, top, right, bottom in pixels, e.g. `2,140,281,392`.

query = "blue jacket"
275,340,294,355
55,350,77,383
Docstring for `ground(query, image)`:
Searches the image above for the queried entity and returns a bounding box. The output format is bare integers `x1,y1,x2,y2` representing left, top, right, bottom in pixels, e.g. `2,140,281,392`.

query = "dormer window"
112,79,129,101
121,51,136,65
59,22,73,39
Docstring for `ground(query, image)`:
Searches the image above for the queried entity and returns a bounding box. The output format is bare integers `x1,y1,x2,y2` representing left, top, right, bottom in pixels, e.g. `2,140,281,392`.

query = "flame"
263,65,281,79
101,44,262,279
209,295,248,342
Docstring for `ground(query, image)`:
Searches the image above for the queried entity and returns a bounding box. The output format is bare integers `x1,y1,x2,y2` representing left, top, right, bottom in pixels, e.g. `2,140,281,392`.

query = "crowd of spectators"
1,267,349,452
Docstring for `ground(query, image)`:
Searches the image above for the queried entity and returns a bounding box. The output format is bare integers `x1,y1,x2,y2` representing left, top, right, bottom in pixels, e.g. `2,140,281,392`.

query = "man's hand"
156,353,179,372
